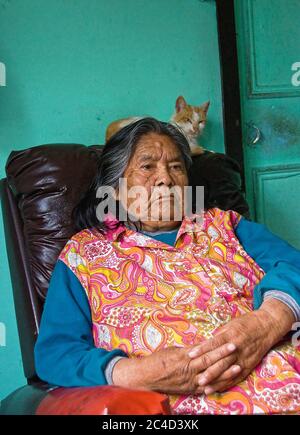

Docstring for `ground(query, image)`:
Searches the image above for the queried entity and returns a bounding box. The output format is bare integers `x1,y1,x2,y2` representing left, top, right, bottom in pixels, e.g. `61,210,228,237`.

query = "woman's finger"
188,333,233,359
190,342,237,375
203,367,245,395
198,363,242,389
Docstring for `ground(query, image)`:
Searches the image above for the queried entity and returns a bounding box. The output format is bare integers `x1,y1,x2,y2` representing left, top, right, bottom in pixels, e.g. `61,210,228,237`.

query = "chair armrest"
1,384,171,415
35,385,171,415
0,383,51,415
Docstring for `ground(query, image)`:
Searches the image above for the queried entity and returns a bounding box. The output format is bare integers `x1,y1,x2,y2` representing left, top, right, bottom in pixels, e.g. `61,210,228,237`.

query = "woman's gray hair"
73,117,192,231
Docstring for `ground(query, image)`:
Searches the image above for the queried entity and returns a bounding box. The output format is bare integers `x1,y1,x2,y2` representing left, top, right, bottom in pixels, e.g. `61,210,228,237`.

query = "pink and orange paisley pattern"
59,208,300,414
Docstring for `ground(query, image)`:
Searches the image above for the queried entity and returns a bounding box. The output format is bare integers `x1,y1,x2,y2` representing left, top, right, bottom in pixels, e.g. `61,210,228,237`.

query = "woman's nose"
155,168,173,186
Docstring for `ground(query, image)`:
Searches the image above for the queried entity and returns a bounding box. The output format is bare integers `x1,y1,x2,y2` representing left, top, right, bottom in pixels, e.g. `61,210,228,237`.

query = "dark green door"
235,0,300,249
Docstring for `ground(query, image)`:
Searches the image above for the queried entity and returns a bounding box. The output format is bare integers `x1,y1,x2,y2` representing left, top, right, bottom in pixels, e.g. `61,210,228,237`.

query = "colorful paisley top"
35,208,300,414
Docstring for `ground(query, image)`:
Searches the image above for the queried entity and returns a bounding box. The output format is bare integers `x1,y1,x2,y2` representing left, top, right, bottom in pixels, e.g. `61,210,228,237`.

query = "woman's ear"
175,96,187,113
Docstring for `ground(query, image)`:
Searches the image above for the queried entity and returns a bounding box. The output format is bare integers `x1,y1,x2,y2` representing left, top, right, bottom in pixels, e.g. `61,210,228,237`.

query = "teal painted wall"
0,0,224,400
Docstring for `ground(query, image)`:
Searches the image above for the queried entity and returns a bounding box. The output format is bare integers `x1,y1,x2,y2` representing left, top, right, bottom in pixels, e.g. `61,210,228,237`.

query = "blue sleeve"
34,259,127,387
235,218,300,315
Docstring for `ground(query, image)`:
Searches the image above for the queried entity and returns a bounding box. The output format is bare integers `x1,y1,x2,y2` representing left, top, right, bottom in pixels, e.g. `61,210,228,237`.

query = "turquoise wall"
0,0,224,400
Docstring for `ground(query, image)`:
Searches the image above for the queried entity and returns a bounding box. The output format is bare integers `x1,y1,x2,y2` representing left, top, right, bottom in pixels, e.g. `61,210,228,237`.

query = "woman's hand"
187,299,295,394
112,340,238,395
112,299,294,396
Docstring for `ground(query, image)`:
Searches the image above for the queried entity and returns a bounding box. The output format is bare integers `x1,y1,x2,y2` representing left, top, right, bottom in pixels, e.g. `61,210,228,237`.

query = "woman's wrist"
257,298,295,347
111,356,147,389
105,356,128,385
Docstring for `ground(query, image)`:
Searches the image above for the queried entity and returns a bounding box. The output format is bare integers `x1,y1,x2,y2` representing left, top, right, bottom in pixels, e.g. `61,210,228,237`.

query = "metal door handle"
246,122,262,146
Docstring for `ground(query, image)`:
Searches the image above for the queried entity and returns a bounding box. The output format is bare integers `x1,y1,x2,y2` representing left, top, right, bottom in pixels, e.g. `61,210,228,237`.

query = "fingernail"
188,350,198,358
198,376,207,386
204,386,214,395
232,365,241,373
227,343,236,352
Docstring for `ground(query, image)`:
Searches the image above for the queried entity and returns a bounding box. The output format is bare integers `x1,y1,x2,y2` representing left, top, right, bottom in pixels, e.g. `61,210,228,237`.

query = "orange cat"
105,96,210,155
171,96,210,155
105,116,142,142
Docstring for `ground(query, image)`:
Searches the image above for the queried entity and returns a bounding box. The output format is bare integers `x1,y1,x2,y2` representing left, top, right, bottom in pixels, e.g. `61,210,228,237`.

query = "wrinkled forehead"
132,133,183,163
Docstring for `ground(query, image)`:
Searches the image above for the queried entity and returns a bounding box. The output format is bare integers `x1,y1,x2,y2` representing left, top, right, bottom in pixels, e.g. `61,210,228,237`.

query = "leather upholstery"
190,152,249,217
5,144,102,302
35,386,171,415
0,384,51,415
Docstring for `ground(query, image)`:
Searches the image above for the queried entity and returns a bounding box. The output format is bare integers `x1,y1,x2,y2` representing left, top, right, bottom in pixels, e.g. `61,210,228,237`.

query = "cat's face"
172,96,210,138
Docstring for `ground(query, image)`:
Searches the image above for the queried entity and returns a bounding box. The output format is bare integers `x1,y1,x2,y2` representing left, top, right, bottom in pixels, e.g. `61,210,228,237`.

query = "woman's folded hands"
112,298,295,395
112,340,238,395
187,298,295,395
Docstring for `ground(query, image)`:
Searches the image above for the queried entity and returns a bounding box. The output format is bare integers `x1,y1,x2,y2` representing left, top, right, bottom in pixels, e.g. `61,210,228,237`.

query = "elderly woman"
35,118,300,415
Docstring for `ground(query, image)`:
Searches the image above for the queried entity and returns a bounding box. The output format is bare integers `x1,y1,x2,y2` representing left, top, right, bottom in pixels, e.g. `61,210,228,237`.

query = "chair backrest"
1,144,249,383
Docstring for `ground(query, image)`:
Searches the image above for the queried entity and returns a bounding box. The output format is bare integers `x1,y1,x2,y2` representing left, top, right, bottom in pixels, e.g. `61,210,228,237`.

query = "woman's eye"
170,165,182,171
141,165,151,170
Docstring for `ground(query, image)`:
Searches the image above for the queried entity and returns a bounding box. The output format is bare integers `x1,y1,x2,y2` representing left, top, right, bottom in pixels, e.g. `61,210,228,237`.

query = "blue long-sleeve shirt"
34,217,300,387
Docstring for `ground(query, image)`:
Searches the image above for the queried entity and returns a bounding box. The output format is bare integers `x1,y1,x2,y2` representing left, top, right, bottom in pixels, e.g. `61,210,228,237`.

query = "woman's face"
118,132,189,231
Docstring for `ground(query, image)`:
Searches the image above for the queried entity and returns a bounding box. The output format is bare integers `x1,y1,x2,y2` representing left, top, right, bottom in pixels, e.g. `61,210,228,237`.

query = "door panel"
253,165,300,246
235,0,300,248
244,0,300,97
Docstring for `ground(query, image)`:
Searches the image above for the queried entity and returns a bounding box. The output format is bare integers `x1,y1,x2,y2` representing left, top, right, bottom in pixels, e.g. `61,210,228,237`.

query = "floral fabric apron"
60,208,300,414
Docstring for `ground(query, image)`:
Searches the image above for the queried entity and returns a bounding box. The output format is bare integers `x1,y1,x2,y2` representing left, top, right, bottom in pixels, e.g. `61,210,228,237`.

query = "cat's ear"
175,96,187,113
201,101,210,114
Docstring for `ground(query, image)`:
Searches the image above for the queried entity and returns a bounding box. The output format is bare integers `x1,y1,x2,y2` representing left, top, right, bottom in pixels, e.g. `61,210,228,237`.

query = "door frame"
215,0,245,189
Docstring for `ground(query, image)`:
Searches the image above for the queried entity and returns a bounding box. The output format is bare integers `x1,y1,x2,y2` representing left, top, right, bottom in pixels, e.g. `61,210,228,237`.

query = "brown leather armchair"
0,144,249,414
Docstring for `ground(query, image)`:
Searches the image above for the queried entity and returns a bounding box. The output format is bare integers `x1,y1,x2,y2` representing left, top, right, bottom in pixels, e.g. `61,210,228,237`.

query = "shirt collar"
103,211,204,246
